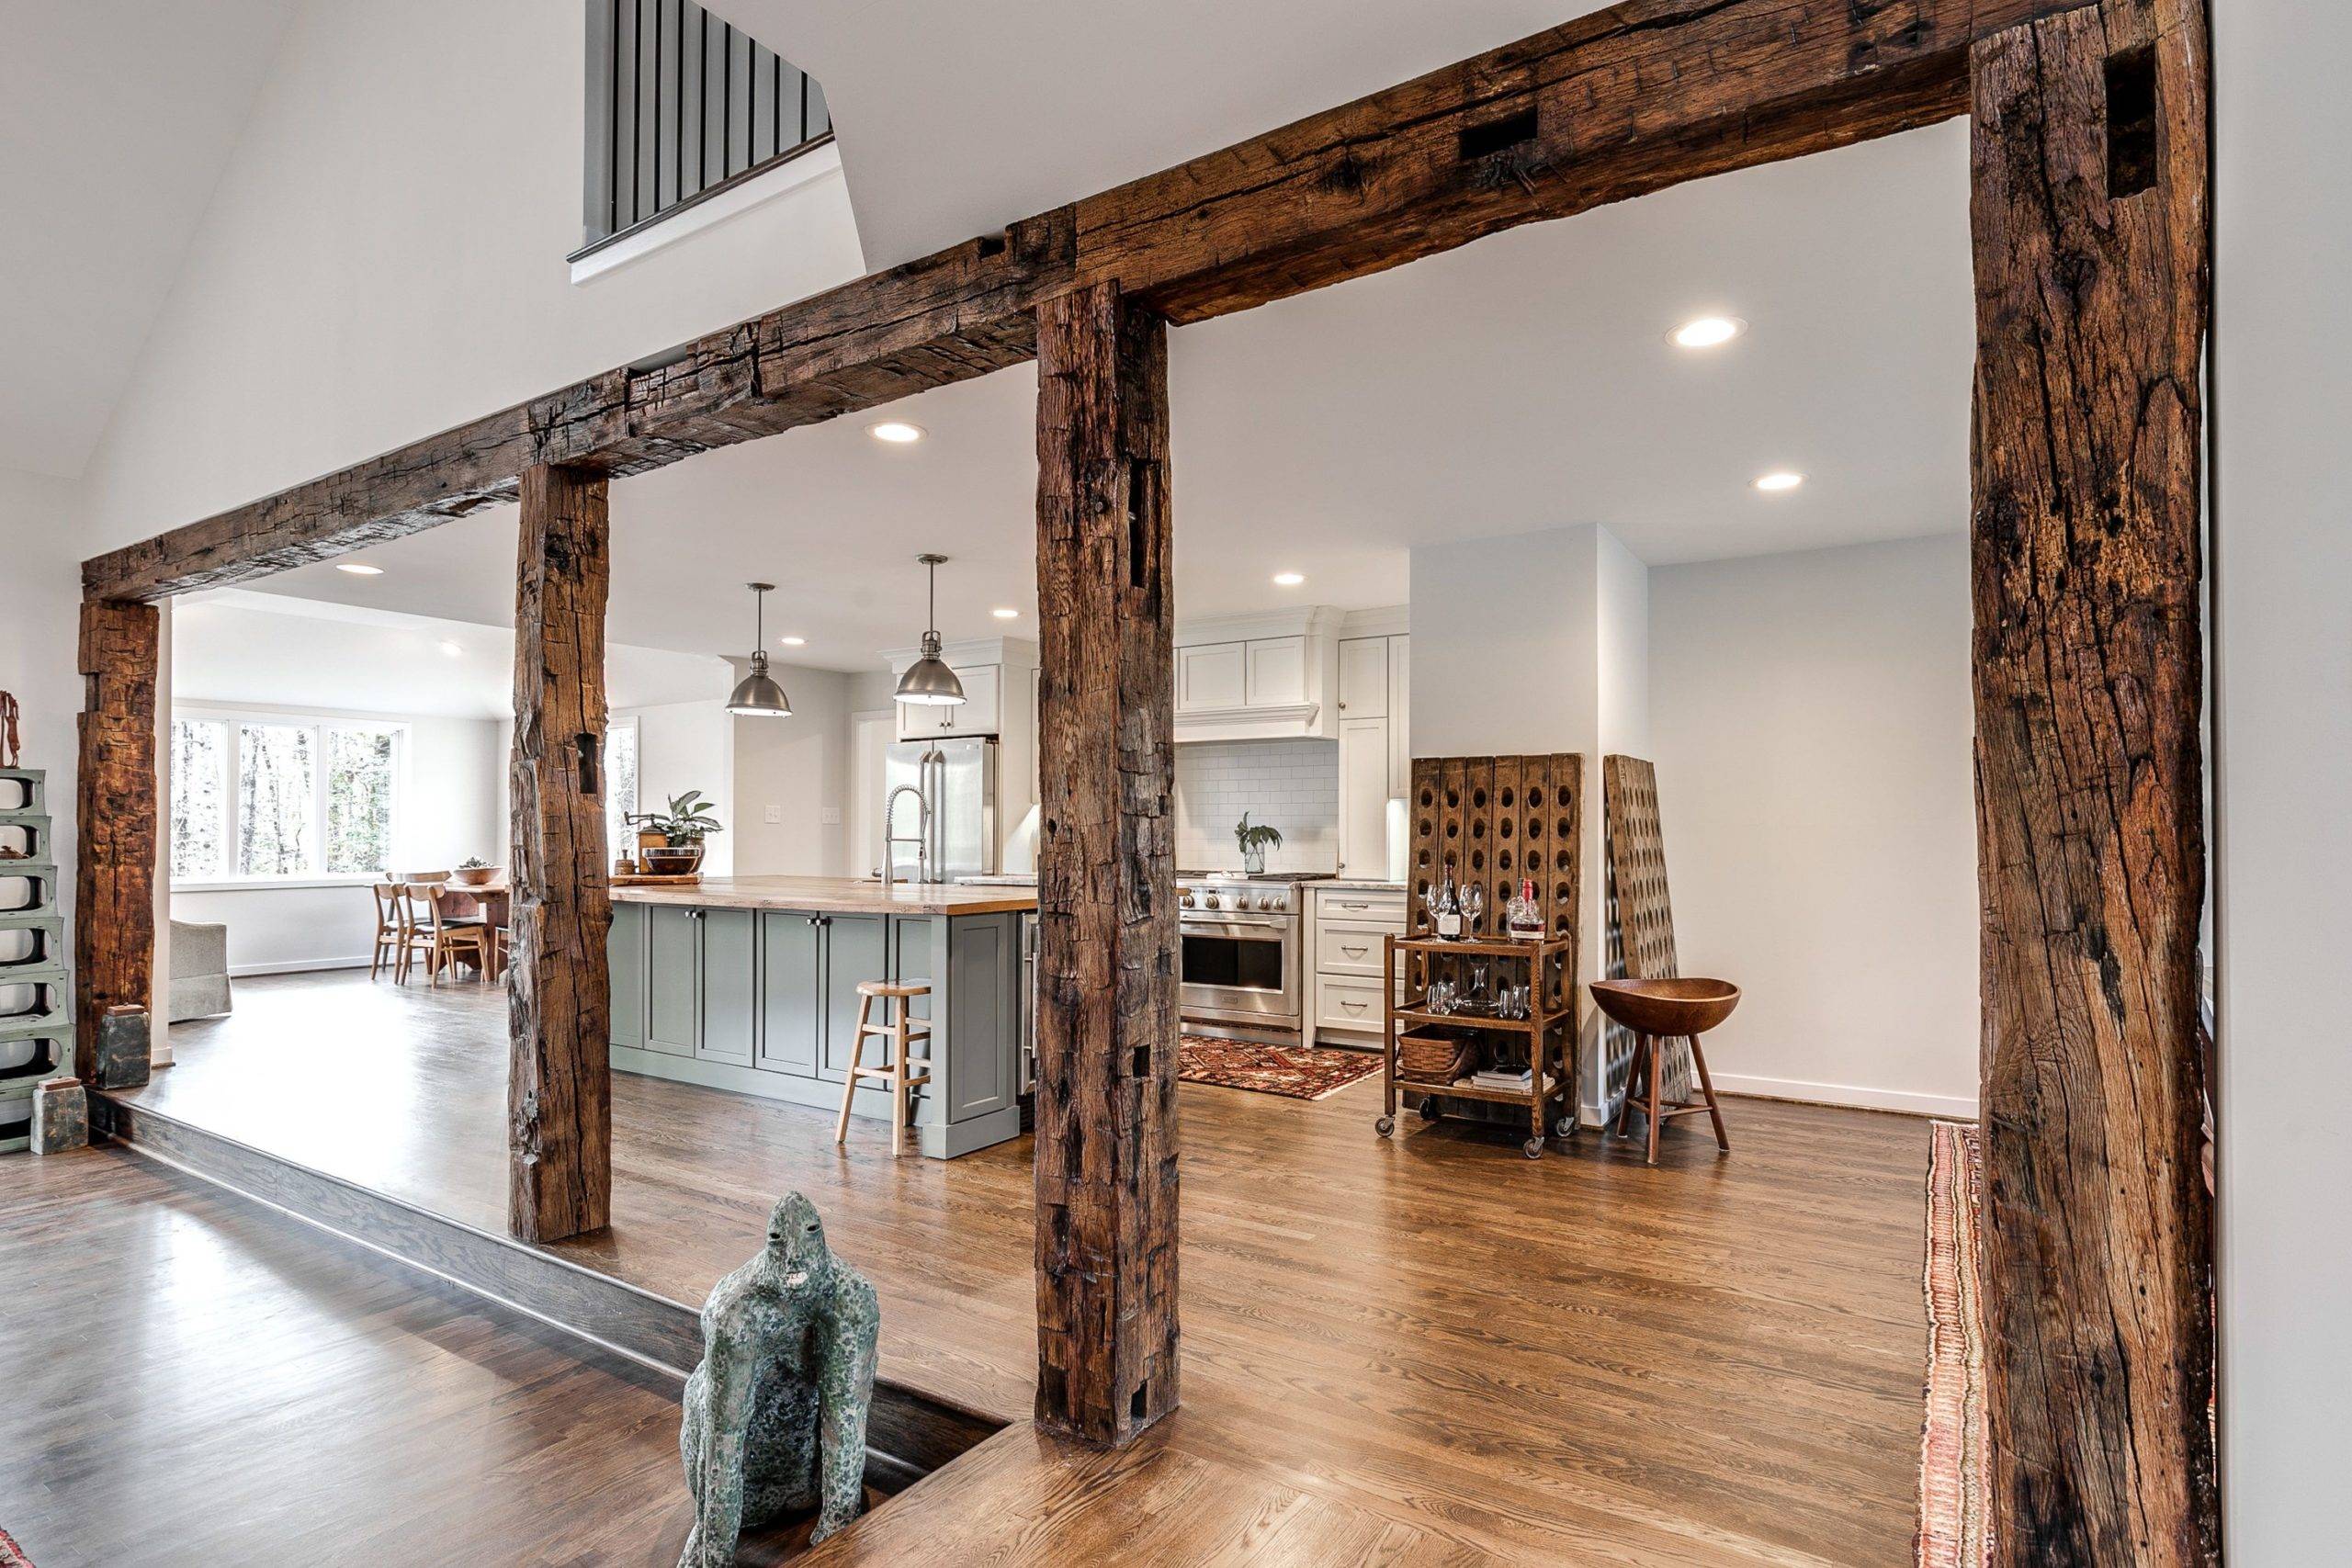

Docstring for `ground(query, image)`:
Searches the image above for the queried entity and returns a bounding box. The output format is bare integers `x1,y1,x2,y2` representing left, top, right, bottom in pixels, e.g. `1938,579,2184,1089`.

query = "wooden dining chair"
423,885,492,986
368,884,405,979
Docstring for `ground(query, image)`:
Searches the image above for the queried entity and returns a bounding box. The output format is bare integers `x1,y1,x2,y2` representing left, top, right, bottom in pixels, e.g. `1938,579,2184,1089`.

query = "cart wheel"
1374,1114,1396,1137
1522,1137,1545,1160
1417,1098,1442,1122
1555,1115,1577,1139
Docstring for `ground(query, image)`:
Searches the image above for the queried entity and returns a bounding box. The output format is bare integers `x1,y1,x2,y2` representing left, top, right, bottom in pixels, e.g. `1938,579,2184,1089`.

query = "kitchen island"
607,876,1035,1158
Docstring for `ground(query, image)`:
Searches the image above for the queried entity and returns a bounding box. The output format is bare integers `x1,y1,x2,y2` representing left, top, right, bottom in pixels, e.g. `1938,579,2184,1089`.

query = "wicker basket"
1397,1028,1476,1084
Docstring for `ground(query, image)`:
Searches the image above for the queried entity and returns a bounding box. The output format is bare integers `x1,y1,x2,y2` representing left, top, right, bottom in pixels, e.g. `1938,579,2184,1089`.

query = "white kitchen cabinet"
1310,885,1407,1045
1242,637,1307,706
1337,637,1388,718
1385,634,1411,796
1176,641,1247,713
1338,716,1391,876
897,663,1001,739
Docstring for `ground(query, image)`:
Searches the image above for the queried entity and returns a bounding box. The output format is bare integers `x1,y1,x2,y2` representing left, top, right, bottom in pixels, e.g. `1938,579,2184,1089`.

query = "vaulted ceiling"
0,0,297,477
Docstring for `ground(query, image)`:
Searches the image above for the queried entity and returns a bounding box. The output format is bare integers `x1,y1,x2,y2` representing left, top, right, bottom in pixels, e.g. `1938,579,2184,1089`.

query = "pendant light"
894,553,967,706
725,582,794,717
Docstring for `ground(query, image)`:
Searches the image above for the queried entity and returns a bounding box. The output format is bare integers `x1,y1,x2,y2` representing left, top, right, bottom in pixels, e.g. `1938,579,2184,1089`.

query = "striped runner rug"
1917,1120,1988,1568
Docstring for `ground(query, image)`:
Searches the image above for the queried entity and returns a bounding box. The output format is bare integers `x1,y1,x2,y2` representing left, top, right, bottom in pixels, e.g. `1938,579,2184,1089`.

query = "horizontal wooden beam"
83,0,2091,601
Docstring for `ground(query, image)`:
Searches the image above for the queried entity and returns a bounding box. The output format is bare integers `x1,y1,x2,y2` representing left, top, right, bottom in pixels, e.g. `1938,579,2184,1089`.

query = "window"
606,716,639,859
170,712,404,886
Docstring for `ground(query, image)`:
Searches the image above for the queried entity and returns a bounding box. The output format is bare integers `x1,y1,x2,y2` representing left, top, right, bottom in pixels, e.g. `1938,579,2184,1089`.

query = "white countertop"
1318,878,1407,892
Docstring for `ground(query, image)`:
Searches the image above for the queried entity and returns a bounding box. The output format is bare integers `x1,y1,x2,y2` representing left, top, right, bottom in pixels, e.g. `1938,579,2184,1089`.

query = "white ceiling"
173,592,733,718
0,0,296,477
249,118,1973,672
710,0,1576,268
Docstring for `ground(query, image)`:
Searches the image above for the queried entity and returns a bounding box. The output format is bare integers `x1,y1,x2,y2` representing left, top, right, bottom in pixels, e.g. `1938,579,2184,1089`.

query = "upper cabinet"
885,637,1033,743
1337,636,1388,718
896,662,1001,739
1334,621,1410,876
1172,610,1340,742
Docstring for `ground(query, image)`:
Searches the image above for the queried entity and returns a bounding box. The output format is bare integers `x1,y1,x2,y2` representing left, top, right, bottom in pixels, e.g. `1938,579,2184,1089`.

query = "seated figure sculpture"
678,1191,880,1565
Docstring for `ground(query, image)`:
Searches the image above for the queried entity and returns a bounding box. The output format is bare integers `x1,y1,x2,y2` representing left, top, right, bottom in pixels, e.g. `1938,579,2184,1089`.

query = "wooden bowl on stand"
1588,978,1741,1165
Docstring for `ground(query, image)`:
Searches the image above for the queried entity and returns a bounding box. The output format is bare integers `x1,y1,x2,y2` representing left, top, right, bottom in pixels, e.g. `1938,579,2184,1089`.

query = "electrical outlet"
763,805,782,825
820,807,842,826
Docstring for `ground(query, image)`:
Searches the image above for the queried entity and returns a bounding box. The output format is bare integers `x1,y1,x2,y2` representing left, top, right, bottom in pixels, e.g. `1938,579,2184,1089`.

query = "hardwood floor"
0,1146,819,1567
133,969,1938,1564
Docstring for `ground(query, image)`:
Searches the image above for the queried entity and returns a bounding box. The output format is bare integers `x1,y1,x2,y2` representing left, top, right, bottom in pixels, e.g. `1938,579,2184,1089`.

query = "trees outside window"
169,711,404,884
605,716,639,860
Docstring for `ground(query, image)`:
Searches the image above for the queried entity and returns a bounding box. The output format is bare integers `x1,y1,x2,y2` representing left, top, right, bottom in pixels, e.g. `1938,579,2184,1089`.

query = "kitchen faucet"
882,782,933,886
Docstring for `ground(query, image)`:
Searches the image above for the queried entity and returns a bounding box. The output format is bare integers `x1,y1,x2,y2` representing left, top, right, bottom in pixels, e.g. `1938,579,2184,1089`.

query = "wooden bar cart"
1375,931,1579,1158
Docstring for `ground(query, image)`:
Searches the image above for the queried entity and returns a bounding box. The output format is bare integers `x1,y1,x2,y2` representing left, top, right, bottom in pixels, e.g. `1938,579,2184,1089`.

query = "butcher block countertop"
607,874,1037,917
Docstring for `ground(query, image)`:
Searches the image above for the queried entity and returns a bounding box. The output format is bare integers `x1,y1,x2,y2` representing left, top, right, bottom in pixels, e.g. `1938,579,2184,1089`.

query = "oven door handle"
1181,916,1291,932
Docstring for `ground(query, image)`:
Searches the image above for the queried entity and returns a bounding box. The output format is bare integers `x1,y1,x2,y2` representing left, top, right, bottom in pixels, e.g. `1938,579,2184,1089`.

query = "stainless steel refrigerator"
882,736,1000,881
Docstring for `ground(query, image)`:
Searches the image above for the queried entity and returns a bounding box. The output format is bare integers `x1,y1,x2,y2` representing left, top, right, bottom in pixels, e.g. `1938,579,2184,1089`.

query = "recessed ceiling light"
777,635,807,647
437,639,464,658
1272,571,1306,587
336,562,384,576
991,607,1020,620
867,420,926,445
1670,315,1747,349
1753,470,1805,492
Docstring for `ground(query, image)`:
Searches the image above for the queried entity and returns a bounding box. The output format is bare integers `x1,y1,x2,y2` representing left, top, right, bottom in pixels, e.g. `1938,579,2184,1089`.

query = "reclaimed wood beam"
507,463,616,1245
1968,0,2215,1560
83,0,2094,602
81,213,1076,601
1031,281,1181,1445
74,598,158,1078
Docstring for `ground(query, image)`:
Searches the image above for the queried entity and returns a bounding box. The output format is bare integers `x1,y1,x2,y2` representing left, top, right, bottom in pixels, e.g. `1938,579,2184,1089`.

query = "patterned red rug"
1918,1121,1988,1568
1178,1036,1381,1100
0,1527,33,1568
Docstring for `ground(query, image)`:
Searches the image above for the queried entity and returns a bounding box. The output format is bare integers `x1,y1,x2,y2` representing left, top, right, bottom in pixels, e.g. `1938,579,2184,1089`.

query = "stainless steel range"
1177,871,1331,1040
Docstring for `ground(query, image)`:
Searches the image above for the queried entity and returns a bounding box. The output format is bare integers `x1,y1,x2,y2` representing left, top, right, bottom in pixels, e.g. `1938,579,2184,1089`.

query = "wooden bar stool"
834,979,933,1157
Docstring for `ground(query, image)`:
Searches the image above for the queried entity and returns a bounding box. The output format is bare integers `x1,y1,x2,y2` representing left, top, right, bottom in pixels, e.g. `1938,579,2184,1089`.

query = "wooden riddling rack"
1405,754,1583,1013
1381,755,1586,1153
1600,755,1689,1101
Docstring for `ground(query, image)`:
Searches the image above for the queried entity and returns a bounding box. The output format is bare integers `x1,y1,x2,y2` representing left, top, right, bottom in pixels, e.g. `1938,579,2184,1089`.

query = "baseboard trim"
228,956,372,977
1712,1072,1978,1121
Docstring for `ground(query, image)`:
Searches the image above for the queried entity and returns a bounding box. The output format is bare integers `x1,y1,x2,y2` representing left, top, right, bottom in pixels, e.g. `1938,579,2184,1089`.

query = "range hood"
1173,609,1340,744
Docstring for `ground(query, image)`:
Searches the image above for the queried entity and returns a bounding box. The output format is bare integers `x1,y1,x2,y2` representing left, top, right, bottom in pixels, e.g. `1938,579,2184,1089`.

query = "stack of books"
1470,1064,1534,1092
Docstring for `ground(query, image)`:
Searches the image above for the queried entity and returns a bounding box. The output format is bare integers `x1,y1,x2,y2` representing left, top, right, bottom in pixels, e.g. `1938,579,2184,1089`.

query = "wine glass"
1459,882,1484,936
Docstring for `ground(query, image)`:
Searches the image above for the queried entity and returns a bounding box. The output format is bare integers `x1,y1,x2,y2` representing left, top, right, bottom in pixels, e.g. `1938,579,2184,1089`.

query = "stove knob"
1179,890,1193,908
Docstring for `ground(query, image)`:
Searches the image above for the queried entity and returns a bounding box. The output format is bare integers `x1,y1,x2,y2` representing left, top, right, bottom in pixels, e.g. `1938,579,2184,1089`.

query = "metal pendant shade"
725,582,793,717
894,553,966,706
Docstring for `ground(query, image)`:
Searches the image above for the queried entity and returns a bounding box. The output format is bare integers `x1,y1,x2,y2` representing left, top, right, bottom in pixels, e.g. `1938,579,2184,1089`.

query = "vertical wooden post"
74,597,159,1080
1969,1,2215,1561
508,463,615,1244
1031,280,1180,1444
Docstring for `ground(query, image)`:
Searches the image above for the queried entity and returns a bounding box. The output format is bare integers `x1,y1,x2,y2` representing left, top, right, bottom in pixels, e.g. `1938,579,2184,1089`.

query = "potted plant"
1234,812,1283,876
454,856,500,887
628,790,724,875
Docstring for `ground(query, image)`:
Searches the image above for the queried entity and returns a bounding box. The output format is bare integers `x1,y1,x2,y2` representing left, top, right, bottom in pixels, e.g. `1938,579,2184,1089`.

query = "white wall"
2213,2,2352,1552
0,468,85,873
74,0,863,558
620,698,735,876
1174,739,1341,874
1649,535,1975,1117
168,702,505,974
728,662,853,877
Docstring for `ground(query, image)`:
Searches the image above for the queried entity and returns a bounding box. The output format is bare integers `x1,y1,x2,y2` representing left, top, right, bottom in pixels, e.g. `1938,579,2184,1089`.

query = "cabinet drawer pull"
1337,901,1374,910
1340,998,1367,1013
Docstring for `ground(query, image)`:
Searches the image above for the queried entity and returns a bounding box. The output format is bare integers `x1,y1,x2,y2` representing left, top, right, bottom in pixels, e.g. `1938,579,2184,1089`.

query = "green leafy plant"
629,789,725,846
458,855,491,871
1234,813,1283,857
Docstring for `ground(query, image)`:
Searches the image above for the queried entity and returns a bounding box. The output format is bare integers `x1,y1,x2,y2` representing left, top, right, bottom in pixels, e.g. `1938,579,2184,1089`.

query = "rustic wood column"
508,463,615,1244
74,597,159,1079
1969,1,2215,1561
1031,281,1180,1444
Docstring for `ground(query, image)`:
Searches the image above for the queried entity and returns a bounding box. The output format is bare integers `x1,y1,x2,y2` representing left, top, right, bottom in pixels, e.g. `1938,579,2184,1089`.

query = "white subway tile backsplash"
1173,739,1340,872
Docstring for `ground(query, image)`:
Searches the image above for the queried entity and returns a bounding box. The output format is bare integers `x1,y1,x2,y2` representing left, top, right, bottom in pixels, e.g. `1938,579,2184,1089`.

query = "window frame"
169,707,411,892
605,714,640,858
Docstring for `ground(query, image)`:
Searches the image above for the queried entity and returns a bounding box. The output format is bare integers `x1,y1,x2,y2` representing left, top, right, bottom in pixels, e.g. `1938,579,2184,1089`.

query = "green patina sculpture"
678,1192,879,1565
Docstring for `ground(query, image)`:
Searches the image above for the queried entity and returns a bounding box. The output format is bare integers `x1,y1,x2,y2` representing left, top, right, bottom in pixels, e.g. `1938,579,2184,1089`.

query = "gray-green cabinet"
609,899,1027,1158
635,905,755,1066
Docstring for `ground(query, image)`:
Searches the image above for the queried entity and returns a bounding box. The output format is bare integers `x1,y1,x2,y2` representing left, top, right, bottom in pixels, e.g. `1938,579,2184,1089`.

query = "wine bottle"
1436,862,1463,940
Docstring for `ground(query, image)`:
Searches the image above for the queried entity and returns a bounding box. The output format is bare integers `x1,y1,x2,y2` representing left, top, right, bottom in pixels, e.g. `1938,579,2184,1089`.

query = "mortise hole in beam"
1131,1382,1148,1421
1127,460,1151,591
1458,108,1538,163
576,733,601,797
2106,44,2159,198
1132,1044,1150,1079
